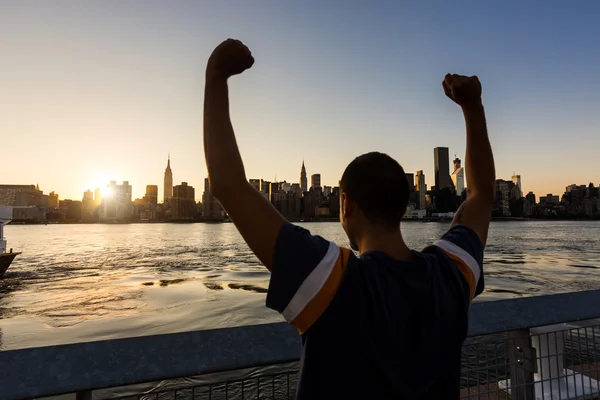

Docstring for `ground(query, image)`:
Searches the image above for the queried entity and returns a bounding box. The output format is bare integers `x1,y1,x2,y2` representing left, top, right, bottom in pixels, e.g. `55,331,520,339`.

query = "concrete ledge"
468,289,600,337
2,290,600,400
0,323,300,400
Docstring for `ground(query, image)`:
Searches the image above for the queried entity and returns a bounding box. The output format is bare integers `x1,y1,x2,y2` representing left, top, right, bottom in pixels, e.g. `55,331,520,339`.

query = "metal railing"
2,290,600,400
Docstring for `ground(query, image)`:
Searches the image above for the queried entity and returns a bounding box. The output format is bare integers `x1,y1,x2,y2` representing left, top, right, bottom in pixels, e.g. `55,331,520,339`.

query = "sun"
102,187,113,198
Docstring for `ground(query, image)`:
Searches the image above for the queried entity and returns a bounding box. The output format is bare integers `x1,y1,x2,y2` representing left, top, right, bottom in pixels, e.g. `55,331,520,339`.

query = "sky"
2,1,599,201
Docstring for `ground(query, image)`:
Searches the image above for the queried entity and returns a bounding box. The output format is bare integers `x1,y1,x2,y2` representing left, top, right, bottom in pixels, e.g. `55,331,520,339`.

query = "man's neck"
357,228,414,261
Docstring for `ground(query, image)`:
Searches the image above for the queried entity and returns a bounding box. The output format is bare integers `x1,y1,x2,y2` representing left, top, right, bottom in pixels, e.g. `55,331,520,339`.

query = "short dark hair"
340,152,409,228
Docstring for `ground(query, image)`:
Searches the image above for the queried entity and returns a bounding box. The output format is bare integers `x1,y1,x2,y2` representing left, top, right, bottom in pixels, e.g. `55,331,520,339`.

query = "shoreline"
7,216,600,226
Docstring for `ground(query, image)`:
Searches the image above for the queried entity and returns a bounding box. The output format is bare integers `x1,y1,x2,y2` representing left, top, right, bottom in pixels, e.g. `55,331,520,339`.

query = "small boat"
0,206,20,279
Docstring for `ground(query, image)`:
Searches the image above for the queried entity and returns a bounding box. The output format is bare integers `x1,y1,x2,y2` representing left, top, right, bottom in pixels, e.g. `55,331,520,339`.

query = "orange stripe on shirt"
292,247,351,334
444,251,477,304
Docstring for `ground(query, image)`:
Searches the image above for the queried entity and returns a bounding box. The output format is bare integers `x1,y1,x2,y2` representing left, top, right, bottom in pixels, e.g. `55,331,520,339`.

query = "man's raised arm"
443,74,496,246
203,39,285,270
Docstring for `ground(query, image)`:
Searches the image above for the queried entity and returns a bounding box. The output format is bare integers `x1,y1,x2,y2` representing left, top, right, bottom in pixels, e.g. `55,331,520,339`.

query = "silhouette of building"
300,161,307,192
451,158,465,196
434,147,452,190
164,154,173,203
202,178,223,220
249,179,261,191
94,188,102,205
173,182,195,220
311,174,321,190
60,199,83,221
101,181,133,221
416,171,427,210
260,180,270,199
0,184,45,207
48,191,59,209
145,185,158,206
512,174,523,198
82,190,96,221
494,179,511,217
405,173,416,207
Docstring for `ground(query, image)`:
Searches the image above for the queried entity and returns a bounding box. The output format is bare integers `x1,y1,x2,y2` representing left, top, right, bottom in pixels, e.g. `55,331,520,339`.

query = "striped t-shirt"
266,222,484,399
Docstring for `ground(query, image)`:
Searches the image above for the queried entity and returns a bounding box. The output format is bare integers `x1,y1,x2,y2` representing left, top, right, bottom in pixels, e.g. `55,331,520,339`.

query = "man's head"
339,152,409,251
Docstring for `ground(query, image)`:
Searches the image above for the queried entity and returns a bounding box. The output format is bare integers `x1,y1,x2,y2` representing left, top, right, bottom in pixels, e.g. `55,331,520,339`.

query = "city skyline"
2,2,599,200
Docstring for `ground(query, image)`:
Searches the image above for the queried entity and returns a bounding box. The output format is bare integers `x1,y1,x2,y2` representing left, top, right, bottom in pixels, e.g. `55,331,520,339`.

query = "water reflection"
1,221,599,349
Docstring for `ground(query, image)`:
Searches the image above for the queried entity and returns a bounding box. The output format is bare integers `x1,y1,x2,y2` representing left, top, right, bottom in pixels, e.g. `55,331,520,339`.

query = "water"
1,221,600,351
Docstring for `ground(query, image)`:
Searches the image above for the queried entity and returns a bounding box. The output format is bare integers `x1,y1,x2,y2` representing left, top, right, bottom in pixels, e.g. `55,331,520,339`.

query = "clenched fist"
443,74,482,108
207,39,254,79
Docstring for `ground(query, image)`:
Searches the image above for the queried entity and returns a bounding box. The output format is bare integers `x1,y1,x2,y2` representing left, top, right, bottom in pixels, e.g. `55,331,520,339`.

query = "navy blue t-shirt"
266,223,484,399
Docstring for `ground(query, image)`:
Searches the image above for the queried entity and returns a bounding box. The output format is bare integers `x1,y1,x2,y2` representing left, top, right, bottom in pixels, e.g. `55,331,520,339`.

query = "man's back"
202,39,494,400
267,223,484,399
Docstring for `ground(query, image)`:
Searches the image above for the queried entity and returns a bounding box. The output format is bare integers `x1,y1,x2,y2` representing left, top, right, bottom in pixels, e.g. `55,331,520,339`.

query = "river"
1,221,600,351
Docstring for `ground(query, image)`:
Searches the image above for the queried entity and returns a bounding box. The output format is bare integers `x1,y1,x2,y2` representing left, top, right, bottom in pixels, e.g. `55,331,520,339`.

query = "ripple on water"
2,221,600,349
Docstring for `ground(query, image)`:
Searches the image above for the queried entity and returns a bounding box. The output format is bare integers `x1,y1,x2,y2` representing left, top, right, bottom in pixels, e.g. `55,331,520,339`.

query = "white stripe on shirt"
434,239,481,284
281,241,340,323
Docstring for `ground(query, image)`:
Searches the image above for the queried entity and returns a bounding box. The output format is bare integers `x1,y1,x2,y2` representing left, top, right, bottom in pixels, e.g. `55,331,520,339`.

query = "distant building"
202,178,223,220
405,173,416,207
82,190,93,203
434,147,452,190
260,180,270,199
512,174,523,198
269,182,280,203
311,174,321,190
539,194,560,207
323,185,332,197
451,158,465,196
249,179,261,192
101,181,133,221
82,190,96,221
172,182,196,220
60,200,83,221
290,183,302,195
416,171,427,210
164,155,173,203
300,161,307,192
524,192,537,216
145,185,158,206
0,184,45,207
48,191,59,209
494,179,512,217
94,188,102,205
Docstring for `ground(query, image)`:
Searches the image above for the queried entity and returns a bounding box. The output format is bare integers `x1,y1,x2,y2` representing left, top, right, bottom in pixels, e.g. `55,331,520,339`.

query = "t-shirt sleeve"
266,222,352,334
433,224,485,301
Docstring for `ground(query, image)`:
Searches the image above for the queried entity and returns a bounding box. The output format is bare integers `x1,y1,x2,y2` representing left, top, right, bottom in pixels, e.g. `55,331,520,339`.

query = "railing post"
75,390,92,400
507,328,536,400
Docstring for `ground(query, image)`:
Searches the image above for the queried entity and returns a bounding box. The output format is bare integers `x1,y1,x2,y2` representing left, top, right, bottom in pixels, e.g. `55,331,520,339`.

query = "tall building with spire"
164,154,173,203
300,161,307,192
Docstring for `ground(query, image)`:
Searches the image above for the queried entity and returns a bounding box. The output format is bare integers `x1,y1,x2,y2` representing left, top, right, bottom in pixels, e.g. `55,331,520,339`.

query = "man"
204,39,495,399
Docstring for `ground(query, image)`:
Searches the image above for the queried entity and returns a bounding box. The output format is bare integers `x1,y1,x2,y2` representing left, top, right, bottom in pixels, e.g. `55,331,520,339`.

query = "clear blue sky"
2,1,599,201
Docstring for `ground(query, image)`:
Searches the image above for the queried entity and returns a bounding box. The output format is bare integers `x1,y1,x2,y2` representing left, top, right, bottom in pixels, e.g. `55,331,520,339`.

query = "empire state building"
164,155,173,203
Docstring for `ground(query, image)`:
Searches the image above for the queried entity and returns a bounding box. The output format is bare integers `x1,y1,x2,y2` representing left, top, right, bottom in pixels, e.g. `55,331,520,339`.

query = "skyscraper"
311,174,321,190
416,171,427,210
405,173,416,206
300,161,307,192
145,185,158,206
451,158,465,196
173,182,195,220
164,154,173,203
512,174,523,198
434,147,452,190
